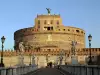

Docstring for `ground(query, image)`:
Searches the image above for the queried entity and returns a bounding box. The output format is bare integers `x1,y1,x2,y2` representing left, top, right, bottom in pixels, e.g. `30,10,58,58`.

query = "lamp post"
28,45,32,65
64,52,67,65
37,57,39,66
0,36,5,67
29,53,31,65
46,54,48,63
88,34,92,65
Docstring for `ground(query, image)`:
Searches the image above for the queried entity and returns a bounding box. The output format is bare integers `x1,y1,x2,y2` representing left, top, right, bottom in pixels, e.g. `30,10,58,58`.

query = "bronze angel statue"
46,8,51,14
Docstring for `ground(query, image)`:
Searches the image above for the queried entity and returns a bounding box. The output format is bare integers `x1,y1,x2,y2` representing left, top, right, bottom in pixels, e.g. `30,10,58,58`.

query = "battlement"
0,48,100,56
37,14,60,18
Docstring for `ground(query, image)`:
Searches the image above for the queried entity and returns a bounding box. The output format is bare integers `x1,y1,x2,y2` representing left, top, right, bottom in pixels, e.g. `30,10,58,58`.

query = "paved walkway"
25,68,71,75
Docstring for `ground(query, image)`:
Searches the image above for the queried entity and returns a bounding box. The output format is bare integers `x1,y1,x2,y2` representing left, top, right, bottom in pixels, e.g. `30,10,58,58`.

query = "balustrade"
0,65,37,75
59,65,100,75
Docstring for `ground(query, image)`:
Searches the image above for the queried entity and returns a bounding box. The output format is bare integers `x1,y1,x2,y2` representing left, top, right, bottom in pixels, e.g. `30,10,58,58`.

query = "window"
38,20,40,24
76,30,80,33
47,27,50,30
68,29,70,31
81,31,83,33
51,20,53,24
48,49,51,52
57,20,59,25
63,29,65,31
51,27,53,30
44,20,47,24
23,30,25,32
83,49,85,51
57,26,59,28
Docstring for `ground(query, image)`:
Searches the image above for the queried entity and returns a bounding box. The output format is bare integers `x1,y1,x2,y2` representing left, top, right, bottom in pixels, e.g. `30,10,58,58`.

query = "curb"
55,68,72,75
56,68,66,75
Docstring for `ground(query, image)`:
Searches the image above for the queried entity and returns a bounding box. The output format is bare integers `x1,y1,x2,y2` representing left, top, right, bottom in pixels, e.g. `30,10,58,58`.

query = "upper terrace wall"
14,26,85,50
14,26,85,39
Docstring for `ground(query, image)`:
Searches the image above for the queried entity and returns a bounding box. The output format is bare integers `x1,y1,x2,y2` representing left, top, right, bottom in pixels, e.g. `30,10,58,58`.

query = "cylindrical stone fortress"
14,14,85,51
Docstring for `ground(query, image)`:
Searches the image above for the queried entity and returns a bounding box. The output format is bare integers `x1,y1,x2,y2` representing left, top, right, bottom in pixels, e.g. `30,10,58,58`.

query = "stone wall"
14,29,85,50
0,48,100,67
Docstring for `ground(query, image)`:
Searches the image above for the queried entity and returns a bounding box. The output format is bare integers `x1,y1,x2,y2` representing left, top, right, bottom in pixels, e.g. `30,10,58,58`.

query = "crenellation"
37,14,60,18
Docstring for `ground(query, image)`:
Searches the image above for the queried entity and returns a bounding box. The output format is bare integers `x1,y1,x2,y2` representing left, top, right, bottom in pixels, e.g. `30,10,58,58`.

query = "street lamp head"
88,34,92,41
1,36,5,43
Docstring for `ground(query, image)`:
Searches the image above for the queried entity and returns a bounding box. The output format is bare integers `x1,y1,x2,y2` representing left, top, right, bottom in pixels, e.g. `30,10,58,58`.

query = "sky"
0,0,100,50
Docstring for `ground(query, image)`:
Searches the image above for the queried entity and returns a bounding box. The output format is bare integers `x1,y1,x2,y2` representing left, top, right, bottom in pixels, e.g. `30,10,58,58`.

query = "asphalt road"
25,68,71,75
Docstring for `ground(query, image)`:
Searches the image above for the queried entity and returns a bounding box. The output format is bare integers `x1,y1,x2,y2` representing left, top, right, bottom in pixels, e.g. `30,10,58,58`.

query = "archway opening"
47,62,52,68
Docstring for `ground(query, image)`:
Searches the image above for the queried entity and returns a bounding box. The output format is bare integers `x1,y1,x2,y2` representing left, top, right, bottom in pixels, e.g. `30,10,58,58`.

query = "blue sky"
0,0,100,50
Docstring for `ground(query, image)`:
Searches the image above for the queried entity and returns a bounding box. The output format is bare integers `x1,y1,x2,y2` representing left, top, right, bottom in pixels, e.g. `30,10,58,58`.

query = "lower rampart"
0,48,100,67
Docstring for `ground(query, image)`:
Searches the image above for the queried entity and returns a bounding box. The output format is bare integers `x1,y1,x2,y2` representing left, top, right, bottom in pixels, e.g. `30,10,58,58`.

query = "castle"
0,9,100,67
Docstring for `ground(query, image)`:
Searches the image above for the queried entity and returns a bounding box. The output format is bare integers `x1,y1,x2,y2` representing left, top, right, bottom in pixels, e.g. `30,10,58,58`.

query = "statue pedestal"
32,56,35,65
17,54,24,66
71,55,78,65
17,42,25,66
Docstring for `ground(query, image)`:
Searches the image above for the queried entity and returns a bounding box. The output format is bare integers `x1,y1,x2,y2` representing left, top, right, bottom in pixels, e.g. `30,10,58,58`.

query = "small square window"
63,29,65,31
